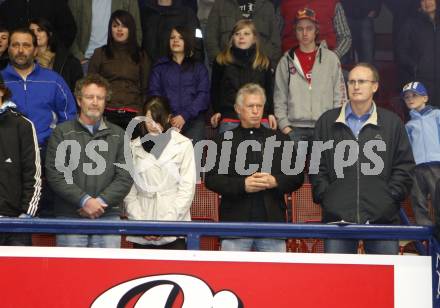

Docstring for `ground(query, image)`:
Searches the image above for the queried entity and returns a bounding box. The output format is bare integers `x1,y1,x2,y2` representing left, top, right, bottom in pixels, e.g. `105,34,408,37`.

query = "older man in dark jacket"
206,83,304,252
312,63,415,255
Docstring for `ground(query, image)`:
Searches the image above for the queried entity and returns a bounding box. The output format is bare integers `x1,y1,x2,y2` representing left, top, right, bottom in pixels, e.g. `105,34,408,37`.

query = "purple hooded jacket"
148,56,210,121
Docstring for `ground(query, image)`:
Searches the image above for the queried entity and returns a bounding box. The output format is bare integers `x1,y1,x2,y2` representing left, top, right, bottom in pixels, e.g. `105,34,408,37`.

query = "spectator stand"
287,183,324,253
190,182,220,250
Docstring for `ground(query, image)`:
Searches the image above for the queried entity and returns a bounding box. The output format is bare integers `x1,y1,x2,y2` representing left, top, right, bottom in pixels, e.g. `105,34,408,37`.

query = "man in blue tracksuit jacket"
1,28,77,149
1,28,77,217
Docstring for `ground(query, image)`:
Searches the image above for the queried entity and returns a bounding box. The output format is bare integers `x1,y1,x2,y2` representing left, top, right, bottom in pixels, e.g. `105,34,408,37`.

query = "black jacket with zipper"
205,125,304,222
53,45,83,93
211,47,274,120
0,106,41,217
311,103,415,224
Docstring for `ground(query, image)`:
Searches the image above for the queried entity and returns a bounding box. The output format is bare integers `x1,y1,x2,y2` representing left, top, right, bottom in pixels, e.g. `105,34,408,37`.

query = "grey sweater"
274,42,347,130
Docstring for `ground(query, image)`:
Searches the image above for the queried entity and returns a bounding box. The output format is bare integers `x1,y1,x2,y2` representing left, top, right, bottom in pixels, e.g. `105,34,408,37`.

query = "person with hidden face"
124,95,196,250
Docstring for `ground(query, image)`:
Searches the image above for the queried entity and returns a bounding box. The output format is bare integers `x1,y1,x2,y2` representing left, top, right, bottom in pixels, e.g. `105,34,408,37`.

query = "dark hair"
28,18,57,51
9,28,37,47
0,83,12,101
74,74,112,101
167,26,195,66
0,26,9,34
105,10,141,63
139,96,172,136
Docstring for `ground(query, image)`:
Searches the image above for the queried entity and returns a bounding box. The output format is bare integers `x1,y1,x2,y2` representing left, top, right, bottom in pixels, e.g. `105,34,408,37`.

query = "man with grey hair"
206,83,304,252
312,63,415,255
45,74,133,248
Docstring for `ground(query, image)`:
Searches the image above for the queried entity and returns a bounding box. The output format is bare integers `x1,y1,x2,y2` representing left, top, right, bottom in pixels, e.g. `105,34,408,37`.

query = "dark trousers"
344,16,375,64
411,164,439,226
180,113,206,145
38,146,55,217
0,232,31,246
287,127,314,160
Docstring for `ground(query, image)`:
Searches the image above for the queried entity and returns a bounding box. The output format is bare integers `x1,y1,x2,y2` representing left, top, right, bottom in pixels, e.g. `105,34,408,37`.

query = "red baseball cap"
295,8,318,24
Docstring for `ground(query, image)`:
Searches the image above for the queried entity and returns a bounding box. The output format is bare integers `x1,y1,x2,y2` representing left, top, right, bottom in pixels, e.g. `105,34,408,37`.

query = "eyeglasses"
347,79,377,87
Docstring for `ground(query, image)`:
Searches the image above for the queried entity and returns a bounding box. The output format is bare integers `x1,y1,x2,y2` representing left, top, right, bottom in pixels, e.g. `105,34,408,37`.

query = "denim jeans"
345,16,375,64
324,239,399,255
81,60,89,75
287,127,314,148
221,238,286,252
410,164,439,226
56,216,121,248
181,113,206,145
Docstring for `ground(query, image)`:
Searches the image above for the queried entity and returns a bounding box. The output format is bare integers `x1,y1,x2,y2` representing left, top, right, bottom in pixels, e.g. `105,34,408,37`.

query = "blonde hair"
235,83,266,107
216,19,270,70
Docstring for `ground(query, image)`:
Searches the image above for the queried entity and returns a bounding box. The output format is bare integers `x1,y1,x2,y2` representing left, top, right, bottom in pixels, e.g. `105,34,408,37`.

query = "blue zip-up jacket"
1,63,77,147
405,105,440,165
148,56,210,121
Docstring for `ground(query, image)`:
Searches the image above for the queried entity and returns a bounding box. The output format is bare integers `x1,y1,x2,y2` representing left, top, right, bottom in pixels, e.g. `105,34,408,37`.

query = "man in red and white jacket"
280,0,351,59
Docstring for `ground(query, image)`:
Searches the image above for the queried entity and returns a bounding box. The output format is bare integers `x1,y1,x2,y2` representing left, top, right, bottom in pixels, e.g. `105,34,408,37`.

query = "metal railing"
0,218,437,306
0,218,432,250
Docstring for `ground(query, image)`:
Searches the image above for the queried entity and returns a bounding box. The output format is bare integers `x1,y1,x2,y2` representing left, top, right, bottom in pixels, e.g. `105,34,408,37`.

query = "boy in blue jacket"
404,81,440,225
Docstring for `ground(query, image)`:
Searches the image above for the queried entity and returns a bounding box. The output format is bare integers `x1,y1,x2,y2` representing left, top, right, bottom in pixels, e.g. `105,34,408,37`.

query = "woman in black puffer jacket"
210,19,275,134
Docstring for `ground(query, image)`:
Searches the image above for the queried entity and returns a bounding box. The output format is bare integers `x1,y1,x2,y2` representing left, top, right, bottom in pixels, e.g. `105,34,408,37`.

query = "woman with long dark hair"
88,10,151,129
210,19,276,134
124,96,196,250
29,18,83,92
148,25,209,144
